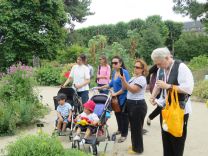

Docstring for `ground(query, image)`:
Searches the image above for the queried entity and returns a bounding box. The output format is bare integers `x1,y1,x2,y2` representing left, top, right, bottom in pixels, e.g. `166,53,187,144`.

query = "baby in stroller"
73,100,99,145
56,93,72,134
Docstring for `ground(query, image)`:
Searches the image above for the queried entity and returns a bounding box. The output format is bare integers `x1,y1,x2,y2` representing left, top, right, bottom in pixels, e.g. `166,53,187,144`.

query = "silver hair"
151,47,171,60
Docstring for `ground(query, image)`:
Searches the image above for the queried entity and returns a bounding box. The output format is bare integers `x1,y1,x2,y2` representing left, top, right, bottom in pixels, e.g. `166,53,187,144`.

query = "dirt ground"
0,86,208,156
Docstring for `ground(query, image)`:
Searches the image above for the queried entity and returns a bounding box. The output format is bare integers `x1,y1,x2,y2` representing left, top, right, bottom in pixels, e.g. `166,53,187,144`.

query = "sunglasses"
112,62,119,65
134,66,143,69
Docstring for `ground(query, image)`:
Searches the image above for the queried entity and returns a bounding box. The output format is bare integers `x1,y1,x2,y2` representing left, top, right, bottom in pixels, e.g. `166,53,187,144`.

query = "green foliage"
64,0,93,23
189,55,208,70
173,0,207,21
7,134,92,156
139,26,164,64
0,0,67,71
7,134,64,156
0,64,46,135
56,44,85,64
193,80,208,99
164,20,183,52
174,32,208,61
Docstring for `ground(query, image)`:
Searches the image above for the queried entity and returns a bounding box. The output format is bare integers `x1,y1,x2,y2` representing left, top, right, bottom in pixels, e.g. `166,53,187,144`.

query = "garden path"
0,86,208,156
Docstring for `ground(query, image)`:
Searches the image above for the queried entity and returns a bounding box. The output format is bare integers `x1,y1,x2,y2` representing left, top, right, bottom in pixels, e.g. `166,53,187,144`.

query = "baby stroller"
72,88,112,155
53,87,83,140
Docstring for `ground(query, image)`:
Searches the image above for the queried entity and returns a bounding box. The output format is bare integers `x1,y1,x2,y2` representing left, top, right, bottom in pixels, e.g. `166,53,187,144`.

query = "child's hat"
56,93,67,101
83,100,96,112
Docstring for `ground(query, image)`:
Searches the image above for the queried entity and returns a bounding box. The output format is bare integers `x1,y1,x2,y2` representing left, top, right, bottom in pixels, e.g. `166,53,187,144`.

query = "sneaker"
73,135,80,141
147,117,151,126
79,138,86,146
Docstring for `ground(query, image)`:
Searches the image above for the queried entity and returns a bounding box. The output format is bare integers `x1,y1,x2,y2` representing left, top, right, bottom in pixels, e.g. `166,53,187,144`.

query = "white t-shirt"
69,64,90,92
79,112,99,122
127,76,147,100
155,62,194,114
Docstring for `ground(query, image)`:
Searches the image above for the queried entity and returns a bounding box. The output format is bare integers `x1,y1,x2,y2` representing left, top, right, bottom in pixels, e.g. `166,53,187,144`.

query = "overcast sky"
75,0,205,29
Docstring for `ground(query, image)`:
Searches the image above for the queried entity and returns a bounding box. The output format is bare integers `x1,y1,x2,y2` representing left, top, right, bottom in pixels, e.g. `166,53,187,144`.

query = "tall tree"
164,20,183,54
0,0,67,71
64,0,94,23
173,0,208,32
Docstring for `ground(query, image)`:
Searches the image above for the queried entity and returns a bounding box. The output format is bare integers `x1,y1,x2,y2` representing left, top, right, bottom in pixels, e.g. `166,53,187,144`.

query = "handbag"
162,85,185,137
111,96,121,112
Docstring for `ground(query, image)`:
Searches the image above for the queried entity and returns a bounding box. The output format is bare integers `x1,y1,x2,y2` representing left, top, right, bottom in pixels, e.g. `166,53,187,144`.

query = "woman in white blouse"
120,59,148,155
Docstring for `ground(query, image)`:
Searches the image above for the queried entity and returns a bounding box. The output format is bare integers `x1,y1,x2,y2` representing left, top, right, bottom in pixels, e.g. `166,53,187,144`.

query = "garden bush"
193,80,208,100
0,63,47,135
36,61,75,86
7,134,92,156
188,55,208,70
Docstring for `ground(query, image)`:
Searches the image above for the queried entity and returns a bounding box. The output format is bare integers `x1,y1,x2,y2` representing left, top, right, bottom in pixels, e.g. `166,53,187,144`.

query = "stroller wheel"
111,134,116,141
89,145,97,156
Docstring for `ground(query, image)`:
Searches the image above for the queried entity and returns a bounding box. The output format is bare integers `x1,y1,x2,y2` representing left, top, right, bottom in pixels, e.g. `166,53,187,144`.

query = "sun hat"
83,100,96,112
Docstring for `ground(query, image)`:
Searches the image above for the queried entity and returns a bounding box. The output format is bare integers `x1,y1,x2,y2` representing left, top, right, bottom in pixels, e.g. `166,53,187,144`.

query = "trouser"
97,84,109,95
77,91,89,104
160,114,189,156
115,110,129,137
149,105,162,120
126,99,147,153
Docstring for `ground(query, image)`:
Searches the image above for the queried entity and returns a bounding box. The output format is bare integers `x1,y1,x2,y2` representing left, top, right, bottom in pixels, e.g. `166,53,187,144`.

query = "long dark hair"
78,54,87,63
112,56,126,69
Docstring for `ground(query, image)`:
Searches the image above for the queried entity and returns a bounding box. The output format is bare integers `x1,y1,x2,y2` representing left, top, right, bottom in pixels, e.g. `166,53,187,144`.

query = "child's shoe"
79,138,86,146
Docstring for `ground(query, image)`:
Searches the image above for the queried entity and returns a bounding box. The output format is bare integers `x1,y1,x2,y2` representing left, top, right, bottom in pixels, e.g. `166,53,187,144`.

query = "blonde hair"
135,59,148,77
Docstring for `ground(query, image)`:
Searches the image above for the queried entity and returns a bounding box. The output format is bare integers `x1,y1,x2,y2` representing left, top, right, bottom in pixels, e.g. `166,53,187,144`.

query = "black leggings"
160,114,189,156
126,99,147,153
149,106,162,120
115,111,129,137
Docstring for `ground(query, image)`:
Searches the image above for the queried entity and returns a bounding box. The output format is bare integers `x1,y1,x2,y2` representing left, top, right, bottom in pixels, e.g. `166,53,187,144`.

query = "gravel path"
0,86,208,156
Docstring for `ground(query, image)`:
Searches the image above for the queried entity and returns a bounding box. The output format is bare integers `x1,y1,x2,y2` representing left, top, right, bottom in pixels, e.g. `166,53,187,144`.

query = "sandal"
117,136,126,143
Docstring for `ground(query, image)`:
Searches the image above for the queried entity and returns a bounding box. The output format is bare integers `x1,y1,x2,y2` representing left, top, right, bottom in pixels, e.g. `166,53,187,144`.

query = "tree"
64,0,94,23
174,32,208,61
139,26,164,64
127,29,140,57
0,0,67,71
164,20,183,54
173,0,207,20
173,0,208,31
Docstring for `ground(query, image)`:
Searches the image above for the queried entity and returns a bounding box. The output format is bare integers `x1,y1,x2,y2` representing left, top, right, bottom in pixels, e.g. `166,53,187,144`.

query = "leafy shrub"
7,134,92,156
0,63,46,135
36,61,75,86
7,134,64,156
56,44,85,64
189,55,208,70
193,80,208,99
36,64,61,86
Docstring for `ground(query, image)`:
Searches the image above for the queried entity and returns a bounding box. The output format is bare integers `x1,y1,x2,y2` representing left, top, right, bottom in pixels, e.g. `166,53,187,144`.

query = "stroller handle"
90,87,113,93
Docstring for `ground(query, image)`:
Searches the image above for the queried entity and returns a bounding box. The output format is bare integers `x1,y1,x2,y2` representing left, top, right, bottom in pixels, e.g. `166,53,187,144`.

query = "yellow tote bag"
162,86,185,137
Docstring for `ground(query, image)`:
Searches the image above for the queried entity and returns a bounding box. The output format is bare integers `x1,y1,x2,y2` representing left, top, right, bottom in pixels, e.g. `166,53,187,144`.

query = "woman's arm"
63,77,72,87
75,79,90,89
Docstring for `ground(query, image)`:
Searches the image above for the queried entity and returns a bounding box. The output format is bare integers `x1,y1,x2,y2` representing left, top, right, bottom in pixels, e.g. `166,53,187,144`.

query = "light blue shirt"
57,103,72,117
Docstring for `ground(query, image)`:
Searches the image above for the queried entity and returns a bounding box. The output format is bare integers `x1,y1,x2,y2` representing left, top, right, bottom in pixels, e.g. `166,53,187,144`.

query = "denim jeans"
77,90,89,104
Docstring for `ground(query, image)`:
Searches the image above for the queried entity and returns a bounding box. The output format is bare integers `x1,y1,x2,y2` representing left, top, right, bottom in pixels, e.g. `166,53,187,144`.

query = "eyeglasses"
134,66,143,69
112,62,119,65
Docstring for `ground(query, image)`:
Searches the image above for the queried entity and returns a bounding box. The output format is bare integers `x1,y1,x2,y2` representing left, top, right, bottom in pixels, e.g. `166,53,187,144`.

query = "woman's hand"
111,93,117,97
74,84,82,89
156,80,171,89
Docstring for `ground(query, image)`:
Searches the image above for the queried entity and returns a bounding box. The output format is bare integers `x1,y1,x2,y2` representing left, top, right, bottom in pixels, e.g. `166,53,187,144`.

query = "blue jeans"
97,84,109,95
77,90,89,104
